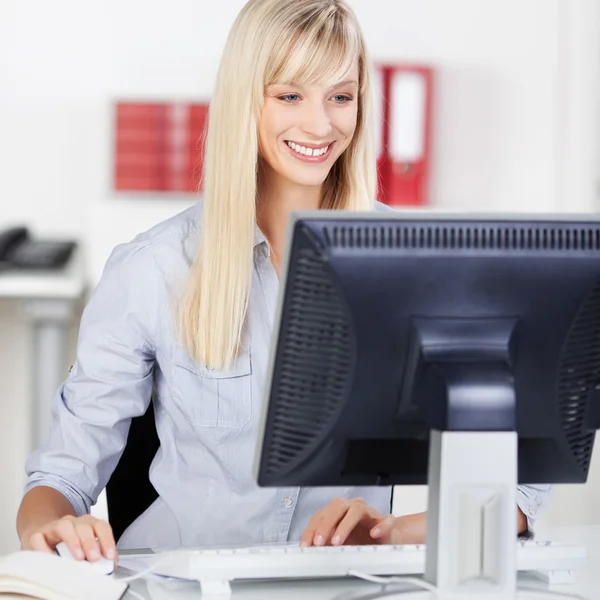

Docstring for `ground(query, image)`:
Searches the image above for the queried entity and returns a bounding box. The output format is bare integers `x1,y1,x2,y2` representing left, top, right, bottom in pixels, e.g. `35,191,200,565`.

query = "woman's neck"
256,169,322,253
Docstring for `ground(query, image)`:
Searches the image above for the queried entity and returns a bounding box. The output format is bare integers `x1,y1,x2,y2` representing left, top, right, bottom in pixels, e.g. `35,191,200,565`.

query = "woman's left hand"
300,497,426,547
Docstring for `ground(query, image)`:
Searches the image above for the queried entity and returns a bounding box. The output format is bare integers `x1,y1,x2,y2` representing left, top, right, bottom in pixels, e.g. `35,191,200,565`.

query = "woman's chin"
280,168,331,189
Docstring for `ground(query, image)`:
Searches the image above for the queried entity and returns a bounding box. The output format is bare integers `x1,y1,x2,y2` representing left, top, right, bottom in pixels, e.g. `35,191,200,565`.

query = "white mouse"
55,541,115,575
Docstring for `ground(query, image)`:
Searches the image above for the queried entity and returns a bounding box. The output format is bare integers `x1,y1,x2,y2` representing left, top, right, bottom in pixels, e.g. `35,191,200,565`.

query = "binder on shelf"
114,101,208,193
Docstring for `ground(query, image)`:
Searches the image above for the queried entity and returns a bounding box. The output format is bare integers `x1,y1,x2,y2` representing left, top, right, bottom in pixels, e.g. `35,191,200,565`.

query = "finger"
93,520,117,562
312,500,352,546
28,531,54,554
74,523,101,561
370,514,396,541
331,501,382,546
53,519,85,560
329,505,366,546
300,512,325,547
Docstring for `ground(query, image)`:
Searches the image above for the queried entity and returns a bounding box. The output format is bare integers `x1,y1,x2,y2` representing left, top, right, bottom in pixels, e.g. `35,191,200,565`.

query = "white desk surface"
118,525,600,599
0,250,85,300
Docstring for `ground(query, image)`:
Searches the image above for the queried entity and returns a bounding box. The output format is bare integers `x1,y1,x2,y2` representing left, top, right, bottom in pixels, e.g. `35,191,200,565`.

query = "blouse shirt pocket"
171,345,252,430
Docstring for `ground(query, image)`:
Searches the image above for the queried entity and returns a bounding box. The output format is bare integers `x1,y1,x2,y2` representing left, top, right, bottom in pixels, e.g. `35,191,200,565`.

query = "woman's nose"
300,104,333,140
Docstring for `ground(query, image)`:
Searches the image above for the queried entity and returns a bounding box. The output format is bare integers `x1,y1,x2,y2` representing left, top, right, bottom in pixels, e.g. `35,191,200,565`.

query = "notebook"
0,551,127,600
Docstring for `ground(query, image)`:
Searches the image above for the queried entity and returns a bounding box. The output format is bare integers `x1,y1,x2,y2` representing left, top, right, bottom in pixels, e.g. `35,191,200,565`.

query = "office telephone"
0,226,76,270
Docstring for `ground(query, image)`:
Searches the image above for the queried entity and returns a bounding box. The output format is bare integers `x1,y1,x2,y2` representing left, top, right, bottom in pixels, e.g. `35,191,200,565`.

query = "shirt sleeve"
516,484,553,539
23,237,158,515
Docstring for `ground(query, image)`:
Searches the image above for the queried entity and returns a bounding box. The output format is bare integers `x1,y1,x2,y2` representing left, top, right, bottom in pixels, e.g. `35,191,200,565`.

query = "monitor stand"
424,429,518,598
395,317,520,597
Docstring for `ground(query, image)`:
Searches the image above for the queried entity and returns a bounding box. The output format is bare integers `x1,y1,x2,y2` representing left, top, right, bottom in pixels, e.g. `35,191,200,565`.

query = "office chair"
105,394,160,543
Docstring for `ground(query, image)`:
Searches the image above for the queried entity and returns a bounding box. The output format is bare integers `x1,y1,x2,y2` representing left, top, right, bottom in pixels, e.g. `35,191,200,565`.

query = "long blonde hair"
178,0,377,370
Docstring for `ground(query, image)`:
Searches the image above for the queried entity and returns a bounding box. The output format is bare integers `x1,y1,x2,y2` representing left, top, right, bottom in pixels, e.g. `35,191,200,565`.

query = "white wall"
2,0,598,276
1,0,599,554
0,302,31,553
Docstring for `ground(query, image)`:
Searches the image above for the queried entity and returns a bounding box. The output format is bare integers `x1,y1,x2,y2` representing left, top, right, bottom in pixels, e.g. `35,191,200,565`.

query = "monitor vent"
266,247,352,476
557,279,600,476
324,224,600,251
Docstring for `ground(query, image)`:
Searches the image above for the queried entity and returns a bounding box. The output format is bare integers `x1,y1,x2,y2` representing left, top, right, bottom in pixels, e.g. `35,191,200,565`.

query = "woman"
16,0,550,564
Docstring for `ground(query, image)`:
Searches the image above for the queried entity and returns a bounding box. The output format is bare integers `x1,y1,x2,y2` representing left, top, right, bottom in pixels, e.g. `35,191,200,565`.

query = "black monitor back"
256,213,600,489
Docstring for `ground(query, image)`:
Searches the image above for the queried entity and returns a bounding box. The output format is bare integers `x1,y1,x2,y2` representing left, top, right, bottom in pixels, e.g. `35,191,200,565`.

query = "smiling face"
257,63,359,190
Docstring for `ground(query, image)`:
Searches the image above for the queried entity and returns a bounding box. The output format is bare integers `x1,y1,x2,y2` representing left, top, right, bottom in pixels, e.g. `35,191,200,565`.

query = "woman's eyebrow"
265,80,358,92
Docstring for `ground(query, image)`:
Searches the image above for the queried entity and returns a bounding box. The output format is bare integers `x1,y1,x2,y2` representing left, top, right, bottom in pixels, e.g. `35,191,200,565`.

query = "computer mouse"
55,541,115,575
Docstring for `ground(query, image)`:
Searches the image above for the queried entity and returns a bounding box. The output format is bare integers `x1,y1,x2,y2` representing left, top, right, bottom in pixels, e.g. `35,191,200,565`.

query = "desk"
0,253,86,451
117,526,600,599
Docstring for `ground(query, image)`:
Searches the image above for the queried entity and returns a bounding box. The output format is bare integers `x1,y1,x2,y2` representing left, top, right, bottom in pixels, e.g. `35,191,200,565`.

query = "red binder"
375,65,434,206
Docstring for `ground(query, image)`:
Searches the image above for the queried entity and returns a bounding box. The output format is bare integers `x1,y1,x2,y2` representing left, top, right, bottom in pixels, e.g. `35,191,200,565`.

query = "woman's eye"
279,94,301,103
332,94,353,104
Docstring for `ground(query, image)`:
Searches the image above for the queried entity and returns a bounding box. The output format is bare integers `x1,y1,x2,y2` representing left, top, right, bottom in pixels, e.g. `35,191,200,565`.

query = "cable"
347,570,587,600
115,553,181,584
347,570,437,593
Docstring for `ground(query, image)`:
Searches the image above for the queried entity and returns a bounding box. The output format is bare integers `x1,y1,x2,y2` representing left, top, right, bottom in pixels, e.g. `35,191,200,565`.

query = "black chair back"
105,399,160,543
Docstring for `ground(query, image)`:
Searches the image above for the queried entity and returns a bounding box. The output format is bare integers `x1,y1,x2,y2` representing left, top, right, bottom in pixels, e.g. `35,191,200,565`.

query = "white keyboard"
150,540,587,589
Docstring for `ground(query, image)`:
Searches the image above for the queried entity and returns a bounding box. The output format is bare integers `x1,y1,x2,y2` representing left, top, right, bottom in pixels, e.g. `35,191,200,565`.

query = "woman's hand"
20,514,117,564
300,497,427,547
301,498,530,547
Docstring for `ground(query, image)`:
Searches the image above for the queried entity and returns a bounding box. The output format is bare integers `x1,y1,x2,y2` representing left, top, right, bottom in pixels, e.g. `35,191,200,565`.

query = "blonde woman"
16,0,549,563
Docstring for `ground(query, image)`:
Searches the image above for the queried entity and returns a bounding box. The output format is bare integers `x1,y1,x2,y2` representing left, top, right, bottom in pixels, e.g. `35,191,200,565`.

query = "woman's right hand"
21,515,117,563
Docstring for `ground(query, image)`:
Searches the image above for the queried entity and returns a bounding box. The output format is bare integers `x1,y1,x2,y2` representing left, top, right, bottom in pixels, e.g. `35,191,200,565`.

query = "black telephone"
0,227,77,271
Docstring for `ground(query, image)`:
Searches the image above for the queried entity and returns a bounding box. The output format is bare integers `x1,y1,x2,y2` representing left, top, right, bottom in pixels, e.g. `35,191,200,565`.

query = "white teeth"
286,141,329,157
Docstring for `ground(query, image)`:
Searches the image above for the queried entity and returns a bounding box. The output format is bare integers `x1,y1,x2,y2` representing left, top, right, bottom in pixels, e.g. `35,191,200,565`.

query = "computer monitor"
255,210,600,598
